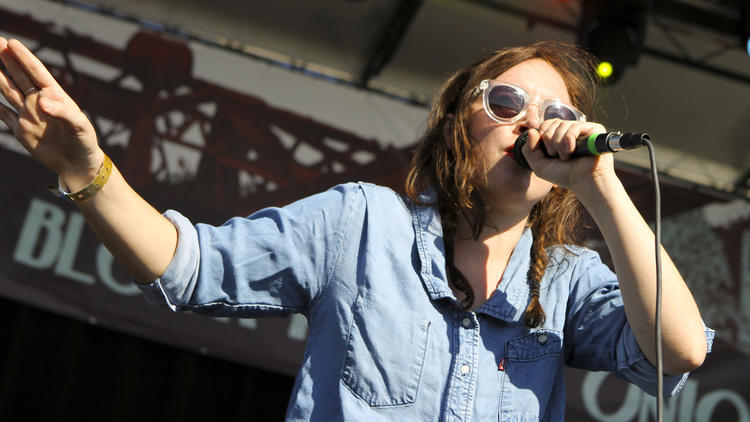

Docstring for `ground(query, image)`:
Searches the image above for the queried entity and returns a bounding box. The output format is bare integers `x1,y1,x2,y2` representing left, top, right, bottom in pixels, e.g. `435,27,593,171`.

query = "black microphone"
512,131,649,171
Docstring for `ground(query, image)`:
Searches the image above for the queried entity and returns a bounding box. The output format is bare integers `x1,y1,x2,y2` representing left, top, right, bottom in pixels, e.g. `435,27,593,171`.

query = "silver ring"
23,87,38,96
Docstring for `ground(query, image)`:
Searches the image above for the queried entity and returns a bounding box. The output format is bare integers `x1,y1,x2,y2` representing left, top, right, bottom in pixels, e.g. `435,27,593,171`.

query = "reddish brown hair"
405,41,599,327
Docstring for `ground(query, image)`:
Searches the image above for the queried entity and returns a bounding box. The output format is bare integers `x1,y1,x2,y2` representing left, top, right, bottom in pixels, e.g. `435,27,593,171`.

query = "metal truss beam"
358,0,424,87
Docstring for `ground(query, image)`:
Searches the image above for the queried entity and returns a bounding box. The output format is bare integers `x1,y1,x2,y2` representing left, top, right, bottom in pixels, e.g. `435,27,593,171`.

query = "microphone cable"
644,138,664,422
514,132,664,419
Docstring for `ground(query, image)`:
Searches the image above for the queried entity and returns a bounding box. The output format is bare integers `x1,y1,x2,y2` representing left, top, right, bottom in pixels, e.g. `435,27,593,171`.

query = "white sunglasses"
472,80,586,124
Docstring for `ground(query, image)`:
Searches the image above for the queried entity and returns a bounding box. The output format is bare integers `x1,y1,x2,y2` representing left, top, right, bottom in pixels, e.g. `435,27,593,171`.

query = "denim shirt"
138,182,713,422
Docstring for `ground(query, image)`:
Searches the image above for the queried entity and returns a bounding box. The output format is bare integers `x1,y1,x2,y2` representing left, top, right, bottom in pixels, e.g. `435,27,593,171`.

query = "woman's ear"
442,113,455,149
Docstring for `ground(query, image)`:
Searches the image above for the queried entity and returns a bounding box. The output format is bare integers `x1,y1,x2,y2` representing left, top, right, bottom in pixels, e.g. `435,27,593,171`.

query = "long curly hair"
405,41,599,328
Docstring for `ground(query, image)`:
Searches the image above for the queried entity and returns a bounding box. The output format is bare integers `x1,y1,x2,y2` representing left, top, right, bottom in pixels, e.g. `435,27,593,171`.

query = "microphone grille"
513,132,532,171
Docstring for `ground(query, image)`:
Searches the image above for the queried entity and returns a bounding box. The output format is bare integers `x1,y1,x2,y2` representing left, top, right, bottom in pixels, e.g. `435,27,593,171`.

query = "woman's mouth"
504,145,520,166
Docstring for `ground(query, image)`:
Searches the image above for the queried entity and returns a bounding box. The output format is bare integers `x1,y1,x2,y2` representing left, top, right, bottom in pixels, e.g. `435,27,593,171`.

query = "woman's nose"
519,103,542,132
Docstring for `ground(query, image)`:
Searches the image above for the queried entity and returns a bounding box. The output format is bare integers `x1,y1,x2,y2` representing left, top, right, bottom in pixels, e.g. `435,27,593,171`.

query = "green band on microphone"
587,133,600,156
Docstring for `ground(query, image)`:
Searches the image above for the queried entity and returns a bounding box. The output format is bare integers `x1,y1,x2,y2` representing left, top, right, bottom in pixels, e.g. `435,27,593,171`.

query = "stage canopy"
46,0,750,197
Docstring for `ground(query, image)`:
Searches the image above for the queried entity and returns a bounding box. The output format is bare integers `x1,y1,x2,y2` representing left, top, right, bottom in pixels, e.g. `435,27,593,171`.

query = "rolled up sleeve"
137,210,201,311
136,183,363,318
564,249,714,397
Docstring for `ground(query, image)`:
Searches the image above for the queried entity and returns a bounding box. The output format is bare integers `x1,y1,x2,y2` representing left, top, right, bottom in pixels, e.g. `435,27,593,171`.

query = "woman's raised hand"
0,38,103,188
0,37,179,283
521,119,612,195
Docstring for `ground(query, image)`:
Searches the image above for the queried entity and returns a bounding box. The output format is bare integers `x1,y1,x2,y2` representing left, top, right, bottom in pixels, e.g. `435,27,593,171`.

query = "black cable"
644,139,663,422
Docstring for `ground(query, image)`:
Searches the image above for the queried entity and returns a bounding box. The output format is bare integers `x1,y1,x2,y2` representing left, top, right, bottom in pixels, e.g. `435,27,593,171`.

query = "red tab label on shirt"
498,358,505,371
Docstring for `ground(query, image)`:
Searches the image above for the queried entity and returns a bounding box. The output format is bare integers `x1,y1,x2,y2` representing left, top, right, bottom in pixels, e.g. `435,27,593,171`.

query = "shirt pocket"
500,329,563,421
340,293,431,407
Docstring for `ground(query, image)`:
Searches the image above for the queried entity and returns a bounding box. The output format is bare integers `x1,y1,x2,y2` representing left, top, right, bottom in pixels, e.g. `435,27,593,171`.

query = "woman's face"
466,58,572,212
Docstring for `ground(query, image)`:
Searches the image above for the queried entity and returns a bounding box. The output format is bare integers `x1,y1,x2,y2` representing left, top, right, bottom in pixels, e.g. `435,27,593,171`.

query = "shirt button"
537,333,548,345
461,317,472,328
460,364,471,375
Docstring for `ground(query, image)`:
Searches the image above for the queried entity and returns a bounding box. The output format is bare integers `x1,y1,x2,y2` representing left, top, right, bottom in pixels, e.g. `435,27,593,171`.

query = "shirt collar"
476,228,532,322
410,191,533,322
410,190,455,301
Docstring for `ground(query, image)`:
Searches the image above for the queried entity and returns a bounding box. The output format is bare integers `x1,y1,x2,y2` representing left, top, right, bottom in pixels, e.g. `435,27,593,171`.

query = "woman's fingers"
0,38,65,112
0,38,99,177
538,119,563,157
0,102,19,133
0,66,23,110
538,120,606,161
523,120,613,190
7,39,60,91
0,39,35,96
521,127,546,167
550,120,578,160
0,38,25,109
0,37,81,126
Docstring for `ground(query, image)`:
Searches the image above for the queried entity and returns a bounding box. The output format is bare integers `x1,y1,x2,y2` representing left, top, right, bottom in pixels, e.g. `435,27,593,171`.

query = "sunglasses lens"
543,103,579,121
487,85,525,119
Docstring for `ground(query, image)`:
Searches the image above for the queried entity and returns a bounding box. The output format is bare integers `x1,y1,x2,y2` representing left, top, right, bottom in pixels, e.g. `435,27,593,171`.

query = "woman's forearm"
66,155,178,284
576,173,707,375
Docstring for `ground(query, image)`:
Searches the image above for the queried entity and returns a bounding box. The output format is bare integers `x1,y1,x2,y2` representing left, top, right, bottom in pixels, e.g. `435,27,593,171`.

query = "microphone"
512,131,649,171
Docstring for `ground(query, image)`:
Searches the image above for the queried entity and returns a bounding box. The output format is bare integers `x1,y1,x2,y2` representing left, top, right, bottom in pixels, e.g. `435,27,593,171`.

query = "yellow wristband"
48,154,113,202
